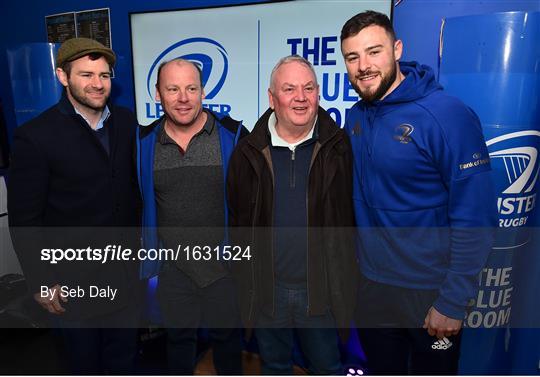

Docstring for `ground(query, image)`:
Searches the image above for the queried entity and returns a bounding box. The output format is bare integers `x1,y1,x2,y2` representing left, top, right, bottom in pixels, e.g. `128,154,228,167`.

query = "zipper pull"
290,148,296,188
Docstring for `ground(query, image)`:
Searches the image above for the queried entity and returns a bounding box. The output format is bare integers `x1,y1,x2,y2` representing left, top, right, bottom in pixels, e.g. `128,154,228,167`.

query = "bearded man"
8,38,141,374
341,11,497,375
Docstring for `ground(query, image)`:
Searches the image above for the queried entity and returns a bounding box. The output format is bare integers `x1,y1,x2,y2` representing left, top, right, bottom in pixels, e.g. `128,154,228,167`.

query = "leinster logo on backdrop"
487,131,540,195
486,130,540,232
146,37,229,100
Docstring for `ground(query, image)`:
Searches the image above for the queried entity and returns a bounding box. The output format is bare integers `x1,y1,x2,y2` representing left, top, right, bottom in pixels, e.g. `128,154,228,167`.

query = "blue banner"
439,11,540,374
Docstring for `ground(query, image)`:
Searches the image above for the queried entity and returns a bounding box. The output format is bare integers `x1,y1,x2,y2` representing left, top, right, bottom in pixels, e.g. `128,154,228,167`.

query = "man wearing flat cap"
8,38,141,373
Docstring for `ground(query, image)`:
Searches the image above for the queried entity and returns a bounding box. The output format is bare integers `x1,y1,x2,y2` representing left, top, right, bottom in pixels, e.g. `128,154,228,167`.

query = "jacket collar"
57,90,77,115
139,109,243,140
247,106,338,151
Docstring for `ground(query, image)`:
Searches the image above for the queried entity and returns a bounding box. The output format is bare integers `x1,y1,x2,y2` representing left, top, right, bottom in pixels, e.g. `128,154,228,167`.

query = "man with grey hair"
227,55,358,374
137,58,247,374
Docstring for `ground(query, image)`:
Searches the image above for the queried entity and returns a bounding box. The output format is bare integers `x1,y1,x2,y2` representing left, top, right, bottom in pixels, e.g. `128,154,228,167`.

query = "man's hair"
340,10,396,43
269,55,318,93
155,58,203,89
60,52,110,77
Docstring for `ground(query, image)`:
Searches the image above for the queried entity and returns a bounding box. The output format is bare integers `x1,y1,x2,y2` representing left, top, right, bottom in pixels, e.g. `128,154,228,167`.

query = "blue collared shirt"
74,106,111,154
74,105,111,130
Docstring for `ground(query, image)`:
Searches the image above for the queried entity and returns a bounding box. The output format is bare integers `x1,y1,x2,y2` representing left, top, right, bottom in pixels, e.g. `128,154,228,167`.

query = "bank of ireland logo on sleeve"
144,38,230,119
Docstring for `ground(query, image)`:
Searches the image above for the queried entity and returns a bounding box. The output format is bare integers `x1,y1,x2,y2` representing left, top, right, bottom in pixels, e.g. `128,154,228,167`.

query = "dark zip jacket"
227,107,358,329
137,110,246,279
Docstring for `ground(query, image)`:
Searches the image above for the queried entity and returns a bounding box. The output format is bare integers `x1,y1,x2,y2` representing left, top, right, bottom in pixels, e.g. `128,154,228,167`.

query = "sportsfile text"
40,244,252,264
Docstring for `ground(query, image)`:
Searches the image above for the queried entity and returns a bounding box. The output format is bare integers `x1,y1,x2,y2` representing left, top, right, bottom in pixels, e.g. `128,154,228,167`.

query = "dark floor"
0,328,308,375
0,329,67,374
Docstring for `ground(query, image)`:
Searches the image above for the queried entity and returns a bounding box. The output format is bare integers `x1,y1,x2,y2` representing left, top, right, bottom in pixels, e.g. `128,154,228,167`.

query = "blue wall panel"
393,0,540,76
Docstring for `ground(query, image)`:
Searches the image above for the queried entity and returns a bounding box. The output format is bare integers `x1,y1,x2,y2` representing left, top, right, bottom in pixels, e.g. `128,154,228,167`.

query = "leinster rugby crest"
393,124,414,144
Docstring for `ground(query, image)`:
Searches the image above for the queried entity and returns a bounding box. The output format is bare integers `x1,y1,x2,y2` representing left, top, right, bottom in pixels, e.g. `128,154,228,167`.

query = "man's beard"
68,83,109,112
353,63,397,103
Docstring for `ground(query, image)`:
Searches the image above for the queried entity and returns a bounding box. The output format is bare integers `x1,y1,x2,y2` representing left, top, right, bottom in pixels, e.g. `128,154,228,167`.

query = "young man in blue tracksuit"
137,58,247,374
340,11,497,374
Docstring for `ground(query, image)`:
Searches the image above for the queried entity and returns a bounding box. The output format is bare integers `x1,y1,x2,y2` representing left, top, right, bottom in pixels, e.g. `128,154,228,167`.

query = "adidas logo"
431,337,453,350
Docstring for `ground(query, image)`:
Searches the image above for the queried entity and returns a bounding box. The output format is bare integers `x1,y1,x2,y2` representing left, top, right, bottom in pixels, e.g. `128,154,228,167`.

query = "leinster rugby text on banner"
40,245,251,264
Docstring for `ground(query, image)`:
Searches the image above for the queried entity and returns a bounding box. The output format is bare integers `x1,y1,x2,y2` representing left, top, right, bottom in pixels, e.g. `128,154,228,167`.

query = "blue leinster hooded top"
344,61,497,320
